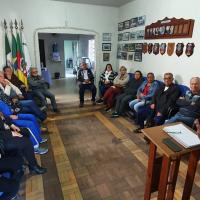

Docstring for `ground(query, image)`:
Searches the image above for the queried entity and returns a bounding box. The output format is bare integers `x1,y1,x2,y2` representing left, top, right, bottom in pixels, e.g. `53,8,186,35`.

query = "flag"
11,31,17,70
5,31,12,66
16,31,27,86
21,30,31,76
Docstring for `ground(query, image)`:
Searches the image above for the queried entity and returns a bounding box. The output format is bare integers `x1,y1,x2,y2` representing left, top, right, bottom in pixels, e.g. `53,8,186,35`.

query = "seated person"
0,71,47,122
111,70,143,117
134,73,180,133
166,77,200,127
96,64,116,103
103,66,129,111
0,122,47,175
0,101,48,155
0,154,23,200
28,67,60,113
3,65,30,99
77,63,97,107
129,72,158,112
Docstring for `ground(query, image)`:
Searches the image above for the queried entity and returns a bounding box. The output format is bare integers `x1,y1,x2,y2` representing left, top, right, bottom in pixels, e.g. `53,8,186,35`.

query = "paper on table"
163,124,200,148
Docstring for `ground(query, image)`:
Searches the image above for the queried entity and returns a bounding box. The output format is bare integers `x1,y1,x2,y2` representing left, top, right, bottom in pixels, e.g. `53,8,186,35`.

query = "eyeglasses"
164,77,172,80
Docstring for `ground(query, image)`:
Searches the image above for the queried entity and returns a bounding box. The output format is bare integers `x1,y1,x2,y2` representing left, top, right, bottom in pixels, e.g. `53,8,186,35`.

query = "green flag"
12,32,17,70
5,32,11,66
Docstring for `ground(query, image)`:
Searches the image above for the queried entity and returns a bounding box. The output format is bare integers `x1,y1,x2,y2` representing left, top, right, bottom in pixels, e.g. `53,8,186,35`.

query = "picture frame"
134,51,142,62
128,43,135,52
118,33,123,41
122,32,130,41
124,20,130,29
102,33,112,41
137,15,146,26
102,43,111,51
103,53,110,61
118,22,124,31
121,52,128,60
130,17,138,28
128,54,134,60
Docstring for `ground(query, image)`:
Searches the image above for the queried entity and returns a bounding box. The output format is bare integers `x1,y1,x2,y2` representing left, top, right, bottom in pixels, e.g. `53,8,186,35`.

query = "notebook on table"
163,124,200,148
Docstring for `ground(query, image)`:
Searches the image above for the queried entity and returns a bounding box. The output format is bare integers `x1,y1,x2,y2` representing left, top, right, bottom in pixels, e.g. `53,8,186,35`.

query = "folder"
163,124,200,148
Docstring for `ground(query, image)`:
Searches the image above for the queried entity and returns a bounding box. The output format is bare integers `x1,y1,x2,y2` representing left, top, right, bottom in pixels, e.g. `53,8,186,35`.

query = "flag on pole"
21,30,31,76
5,31,12,66
11,31,17,71
16,31,28,86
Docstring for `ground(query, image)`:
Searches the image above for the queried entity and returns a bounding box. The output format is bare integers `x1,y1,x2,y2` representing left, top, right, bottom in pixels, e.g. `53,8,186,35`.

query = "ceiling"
52,0,134,7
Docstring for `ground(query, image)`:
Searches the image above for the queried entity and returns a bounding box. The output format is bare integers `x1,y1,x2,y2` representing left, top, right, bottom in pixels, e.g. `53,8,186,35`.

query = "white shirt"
104,71,111,81
83,70,89,80
164,86,169,91
0,80,22,96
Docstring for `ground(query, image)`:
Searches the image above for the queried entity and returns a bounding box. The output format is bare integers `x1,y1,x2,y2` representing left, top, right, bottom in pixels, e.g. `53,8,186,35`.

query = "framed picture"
130,17,138,28
118,22,124,31
128,43,135,52
121,52,128,60
118,33,123,41
128,54,133,60
134,51,142,62
122,32,130,41
103,53,110,61
130,32,137,40
136,30,145,39
137,15,146,26
122,43,129,52
102,33,112,41
117,51,121,59
124,20,130,29
102,43,111,51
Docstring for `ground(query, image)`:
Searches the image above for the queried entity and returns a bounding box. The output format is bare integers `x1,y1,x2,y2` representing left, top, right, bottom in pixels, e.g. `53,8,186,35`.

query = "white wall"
118,0,200,85
0,0,118,79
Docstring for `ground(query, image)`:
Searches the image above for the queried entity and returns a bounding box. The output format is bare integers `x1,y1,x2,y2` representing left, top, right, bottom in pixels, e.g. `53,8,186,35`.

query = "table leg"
158,155,171,200
144,142,157,200
182,150,200,200
166,157,181,200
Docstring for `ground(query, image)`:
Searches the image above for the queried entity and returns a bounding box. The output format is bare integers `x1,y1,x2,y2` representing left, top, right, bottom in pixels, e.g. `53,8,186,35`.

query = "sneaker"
96,99,103,104
11,195,21,200
111,111,119,118
133,128,142,134
92,101,96,106
104,107,111,112
79,103,84,108
40,138,48,144
34,147,48,155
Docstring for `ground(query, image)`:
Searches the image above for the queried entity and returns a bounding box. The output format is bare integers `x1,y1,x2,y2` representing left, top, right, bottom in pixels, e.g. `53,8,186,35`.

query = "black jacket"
124,78,143,96
152,84,181,117
78,68,94,83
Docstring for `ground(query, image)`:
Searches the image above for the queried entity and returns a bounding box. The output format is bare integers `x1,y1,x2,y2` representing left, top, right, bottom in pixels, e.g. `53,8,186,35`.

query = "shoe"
79,103,84,108
143,136,150,144
92,101,96,106
11,194,21,200
41,127,48,132
43,117,54,124
133,128,142,134
40,138,48,144
111,111,119,118
96,99,103,104
104,107,111,112
12,168,24,181
29,164,47,174
34,147,48,155
40,106,47,111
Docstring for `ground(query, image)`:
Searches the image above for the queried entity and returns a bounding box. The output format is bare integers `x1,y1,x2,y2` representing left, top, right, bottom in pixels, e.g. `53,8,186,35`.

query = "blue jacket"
137,80,159,102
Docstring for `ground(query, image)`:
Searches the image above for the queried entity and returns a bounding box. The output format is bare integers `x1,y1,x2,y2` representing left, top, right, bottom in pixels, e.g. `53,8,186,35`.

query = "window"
88,39,95,62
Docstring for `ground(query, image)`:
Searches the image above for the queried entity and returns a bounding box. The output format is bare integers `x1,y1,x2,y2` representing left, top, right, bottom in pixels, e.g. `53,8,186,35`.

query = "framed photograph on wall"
103,53,110,61
118,33,123,41
124,20,130,29
118,22,124,31
134,51,142,62
102,43,111,51
130,17,138,28
102,33,112,41
122,32,130,41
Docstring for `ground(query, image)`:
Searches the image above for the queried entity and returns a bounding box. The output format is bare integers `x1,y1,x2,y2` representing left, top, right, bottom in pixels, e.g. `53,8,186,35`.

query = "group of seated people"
78,63,200,136
0,66,60,199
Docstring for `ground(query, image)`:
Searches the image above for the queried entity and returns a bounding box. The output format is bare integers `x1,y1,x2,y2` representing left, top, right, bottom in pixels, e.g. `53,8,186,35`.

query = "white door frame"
33,26,100,84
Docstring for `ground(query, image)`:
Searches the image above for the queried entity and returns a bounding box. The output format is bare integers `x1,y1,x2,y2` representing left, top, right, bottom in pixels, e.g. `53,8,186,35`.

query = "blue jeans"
12,114,42,148
19,100,46,121
99,84,110,97
129,99,145,112
166,112,195,127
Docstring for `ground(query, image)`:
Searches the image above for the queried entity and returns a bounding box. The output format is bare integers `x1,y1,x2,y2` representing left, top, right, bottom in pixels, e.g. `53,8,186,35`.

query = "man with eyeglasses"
134,73,181,133
28,67,60,113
